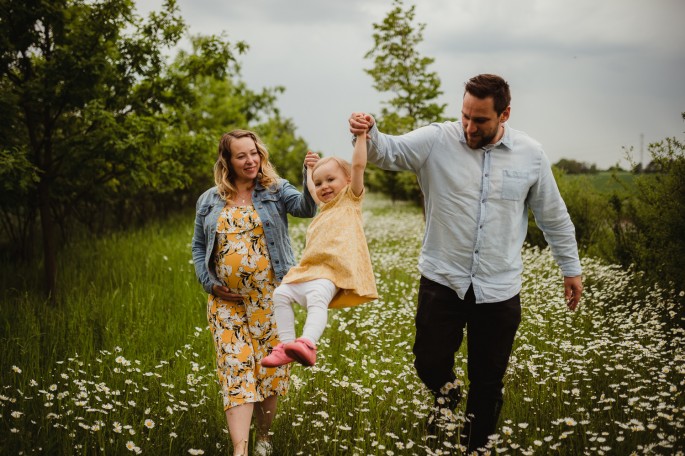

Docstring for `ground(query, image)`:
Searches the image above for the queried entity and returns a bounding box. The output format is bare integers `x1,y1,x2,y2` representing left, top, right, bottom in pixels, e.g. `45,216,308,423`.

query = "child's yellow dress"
282,185,378,308
207,205,289,410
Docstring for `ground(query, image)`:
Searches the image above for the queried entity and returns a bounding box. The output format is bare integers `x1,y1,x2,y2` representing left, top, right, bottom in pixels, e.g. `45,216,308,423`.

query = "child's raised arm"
350,131,367,197
304,151,321,205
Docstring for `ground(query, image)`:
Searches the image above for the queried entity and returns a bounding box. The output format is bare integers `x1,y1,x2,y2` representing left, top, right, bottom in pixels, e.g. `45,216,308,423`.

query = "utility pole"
640,133,644,172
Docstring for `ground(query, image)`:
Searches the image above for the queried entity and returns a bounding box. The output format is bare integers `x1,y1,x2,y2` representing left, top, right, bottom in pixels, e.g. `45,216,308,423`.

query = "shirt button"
484,173,489,177
275,260,280,264
482,199,486,203
270,241,274,245
479,225,483,229
475,250,479,254
471,273,476,277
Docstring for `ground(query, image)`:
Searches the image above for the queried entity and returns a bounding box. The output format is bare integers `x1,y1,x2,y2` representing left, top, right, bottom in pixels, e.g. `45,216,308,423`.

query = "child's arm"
350,131,367,197
305,151,321,205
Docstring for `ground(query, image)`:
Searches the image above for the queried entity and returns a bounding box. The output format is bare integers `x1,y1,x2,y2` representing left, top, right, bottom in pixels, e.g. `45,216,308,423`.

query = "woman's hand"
212,284,243,302
304,151,320,169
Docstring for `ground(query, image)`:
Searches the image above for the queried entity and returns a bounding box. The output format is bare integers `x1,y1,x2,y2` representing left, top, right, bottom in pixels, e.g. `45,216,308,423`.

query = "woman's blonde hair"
312,156,352,179
213,129,280,202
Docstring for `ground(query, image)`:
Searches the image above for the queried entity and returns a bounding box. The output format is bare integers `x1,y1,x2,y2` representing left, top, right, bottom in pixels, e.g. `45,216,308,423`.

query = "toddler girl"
261,129,378,367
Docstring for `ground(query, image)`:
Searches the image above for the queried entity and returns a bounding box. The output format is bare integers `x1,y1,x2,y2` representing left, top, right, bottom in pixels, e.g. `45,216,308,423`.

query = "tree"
0,0,246,300
554,158,598,174
616,112,685,294
364,0,447,201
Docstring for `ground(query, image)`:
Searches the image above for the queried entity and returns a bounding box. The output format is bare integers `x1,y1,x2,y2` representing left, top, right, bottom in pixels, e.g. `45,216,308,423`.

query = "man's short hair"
465,74,511,115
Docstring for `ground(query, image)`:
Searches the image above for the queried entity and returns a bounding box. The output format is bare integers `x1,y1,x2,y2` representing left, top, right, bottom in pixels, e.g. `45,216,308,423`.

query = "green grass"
1,193,683,455
562,171,635,195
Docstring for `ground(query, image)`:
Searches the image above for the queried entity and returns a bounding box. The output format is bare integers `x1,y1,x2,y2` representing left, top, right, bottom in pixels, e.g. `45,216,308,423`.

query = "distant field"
562,171,636,194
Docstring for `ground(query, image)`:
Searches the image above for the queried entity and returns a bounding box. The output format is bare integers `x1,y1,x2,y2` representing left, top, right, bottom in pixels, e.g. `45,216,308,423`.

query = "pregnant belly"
216,252,271,293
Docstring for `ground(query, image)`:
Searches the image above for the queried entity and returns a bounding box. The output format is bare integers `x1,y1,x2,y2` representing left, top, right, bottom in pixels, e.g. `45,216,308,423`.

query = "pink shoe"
261,343,294,368
284,338,317,366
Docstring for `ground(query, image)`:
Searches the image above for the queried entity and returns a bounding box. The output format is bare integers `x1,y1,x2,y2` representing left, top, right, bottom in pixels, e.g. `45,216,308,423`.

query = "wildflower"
126,441,136,451
12,366,22,373
564,417,577,426
113,422,123,433
188,450,205,455
11,411,23,418
169,432,178,438
144,419,155,429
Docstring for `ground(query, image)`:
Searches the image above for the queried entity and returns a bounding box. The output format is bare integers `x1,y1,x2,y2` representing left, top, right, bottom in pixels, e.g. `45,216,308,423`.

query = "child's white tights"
272,279,338,345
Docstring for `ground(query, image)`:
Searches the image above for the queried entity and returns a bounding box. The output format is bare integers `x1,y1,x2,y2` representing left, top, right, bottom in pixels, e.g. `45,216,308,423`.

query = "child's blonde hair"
312,156,352,179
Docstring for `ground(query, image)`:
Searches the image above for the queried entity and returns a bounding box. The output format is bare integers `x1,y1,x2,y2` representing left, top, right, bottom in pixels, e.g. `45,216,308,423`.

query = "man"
349,74,583,452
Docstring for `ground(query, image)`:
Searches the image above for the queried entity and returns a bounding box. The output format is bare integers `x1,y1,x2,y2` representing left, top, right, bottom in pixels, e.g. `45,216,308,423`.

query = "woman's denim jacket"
192,171,317,294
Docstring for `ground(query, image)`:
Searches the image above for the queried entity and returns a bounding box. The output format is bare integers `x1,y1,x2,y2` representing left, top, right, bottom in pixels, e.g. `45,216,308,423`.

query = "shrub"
526,167,616,260
615,113,685,293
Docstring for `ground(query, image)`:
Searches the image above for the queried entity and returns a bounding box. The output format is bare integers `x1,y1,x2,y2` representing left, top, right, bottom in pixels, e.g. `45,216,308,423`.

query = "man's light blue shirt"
366,121,582,304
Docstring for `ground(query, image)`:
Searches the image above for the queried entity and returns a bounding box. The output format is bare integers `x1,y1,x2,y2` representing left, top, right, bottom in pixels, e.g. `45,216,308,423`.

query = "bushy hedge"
615,119,685,294
528,113,685,298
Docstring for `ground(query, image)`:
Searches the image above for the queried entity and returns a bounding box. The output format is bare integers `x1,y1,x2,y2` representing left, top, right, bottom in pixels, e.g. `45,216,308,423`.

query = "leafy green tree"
163,67,311,197
0,0,246,300
554,158,598,174
160,47,289,201
364,0,447,201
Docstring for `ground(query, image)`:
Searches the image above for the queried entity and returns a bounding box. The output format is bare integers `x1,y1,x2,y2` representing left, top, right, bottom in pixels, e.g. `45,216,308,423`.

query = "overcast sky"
142,0,685,169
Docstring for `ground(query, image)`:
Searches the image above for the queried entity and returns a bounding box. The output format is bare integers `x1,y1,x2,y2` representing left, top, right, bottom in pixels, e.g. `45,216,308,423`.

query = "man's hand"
212,284,243,302
349,112,375,136
564,276,583,311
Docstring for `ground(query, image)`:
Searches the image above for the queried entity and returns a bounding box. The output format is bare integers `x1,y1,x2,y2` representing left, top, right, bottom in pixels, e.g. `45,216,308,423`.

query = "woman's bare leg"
225,403,254,455
254,395,278,440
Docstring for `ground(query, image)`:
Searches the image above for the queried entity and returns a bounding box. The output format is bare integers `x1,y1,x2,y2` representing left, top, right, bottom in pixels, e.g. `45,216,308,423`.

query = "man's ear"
499,106,511,123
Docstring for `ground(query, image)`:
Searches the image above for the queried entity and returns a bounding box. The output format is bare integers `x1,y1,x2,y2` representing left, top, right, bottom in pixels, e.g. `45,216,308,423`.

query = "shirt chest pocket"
257,192,282,221
501,169,530,201
197,204,212,217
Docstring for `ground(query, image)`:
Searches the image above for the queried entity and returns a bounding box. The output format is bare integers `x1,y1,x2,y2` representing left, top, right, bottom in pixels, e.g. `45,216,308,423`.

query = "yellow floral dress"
207,204,289,410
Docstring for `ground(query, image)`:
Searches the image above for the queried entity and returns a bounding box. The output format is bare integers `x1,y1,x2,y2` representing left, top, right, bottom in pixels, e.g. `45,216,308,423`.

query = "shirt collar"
498,123,513,150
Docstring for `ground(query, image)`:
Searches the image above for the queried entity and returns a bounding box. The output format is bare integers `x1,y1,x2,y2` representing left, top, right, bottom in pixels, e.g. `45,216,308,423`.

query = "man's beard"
466,130,497,149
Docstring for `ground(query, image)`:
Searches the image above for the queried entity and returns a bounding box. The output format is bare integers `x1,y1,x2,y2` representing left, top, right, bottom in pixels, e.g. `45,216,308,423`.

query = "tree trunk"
38,179,57,304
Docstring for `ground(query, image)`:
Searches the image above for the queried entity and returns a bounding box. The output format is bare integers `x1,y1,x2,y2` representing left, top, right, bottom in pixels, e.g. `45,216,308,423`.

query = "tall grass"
1,194,683,455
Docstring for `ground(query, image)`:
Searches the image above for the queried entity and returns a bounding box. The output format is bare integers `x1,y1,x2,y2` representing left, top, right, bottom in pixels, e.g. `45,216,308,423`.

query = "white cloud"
139,0,685,168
